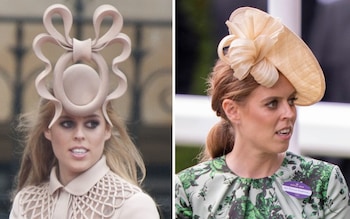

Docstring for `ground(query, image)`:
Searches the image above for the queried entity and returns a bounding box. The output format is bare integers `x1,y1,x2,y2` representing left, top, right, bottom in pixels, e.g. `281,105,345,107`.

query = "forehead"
250,74,296,99
60,108,104,118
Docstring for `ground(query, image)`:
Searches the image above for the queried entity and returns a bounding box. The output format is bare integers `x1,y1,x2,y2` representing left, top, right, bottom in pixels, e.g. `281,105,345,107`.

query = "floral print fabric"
175,152,350,218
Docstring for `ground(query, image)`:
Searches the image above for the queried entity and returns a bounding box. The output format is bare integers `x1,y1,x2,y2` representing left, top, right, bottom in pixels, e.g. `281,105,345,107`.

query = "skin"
223,74,297,178
44,109,111,185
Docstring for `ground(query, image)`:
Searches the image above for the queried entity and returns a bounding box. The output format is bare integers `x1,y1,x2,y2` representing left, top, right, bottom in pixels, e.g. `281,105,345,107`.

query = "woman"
175,7,350,218
10,4,159,219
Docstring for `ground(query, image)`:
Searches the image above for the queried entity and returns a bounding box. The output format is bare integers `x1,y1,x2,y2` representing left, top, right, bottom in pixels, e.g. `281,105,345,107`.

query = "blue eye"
60,120,74,128
85,120,100,129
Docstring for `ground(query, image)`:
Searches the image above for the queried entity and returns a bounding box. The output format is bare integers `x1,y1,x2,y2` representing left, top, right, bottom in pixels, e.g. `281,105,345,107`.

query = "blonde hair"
200,59,260,161
13,98,145,197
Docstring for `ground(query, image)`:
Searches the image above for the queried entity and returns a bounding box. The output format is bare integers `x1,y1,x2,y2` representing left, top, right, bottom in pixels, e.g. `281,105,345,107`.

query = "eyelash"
86,120,100,129
266,97,298,108
289,97,298,105
59,120,100,129
60,120,74,128
266,100,278,108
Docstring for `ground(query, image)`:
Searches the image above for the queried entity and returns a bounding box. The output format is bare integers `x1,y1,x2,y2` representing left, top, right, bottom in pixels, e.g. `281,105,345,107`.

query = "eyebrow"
85,114,101,119
261,91,297,102
59,113,101,120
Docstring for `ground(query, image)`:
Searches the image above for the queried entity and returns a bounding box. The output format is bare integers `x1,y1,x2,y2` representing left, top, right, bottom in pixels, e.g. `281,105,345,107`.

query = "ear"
44,129,52,141
222,99,240,123
104,126,112,141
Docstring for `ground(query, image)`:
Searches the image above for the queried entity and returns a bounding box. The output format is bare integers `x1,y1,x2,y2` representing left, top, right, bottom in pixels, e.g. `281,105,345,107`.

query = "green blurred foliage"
176,0,215,173
178,0,216,95
175,145,202,173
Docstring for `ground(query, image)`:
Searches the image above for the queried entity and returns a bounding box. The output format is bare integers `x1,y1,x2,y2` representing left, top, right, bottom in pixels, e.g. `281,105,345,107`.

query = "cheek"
252,115,272,129
47,129,70,148
49,135,64,149
92,129,110,145
47,132,68,158
243,110,276,132
245,108,269,123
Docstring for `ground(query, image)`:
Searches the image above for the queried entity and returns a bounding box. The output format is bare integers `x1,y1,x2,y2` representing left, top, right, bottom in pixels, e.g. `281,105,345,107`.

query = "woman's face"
224,74,297,154
44,109,111,184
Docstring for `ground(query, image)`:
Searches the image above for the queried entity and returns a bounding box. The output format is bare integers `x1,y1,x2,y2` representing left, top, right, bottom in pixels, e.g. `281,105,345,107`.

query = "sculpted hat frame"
33,4,131,128
217,7,325,106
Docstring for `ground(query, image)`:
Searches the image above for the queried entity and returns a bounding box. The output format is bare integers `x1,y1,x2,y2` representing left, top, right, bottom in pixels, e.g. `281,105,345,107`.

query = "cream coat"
10,156,160,219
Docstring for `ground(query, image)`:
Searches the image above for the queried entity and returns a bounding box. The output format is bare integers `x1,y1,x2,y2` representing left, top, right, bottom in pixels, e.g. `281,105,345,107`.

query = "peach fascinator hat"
33,4,131,128
217,7,325,106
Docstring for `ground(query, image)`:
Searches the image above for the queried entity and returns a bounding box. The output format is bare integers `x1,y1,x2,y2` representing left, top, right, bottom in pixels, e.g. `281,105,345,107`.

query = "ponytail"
199,119,234,162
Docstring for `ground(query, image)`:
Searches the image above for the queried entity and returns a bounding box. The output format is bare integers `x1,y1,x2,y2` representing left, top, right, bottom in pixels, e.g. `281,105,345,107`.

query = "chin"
70,161,93,174
280,145,289,153
274,143,289,153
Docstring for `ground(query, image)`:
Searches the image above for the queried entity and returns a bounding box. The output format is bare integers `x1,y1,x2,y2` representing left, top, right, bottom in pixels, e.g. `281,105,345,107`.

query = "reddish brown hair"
200,59,259,161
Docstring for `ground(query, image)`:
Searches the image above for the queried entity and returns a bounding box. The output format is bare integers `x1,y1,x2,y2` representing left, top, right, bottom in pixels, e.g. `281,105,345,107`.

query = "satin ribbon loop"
218,10,284,87
33,4,131,128
42,4,73,49
92,4,123,51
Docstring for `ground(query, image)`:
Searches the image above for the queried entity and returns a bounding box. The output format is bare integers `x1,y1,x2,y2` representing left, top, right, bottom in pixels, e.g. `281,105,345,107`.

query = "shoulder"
105,172,159,218
10,183,51,217
15,183,50,201
284,151,336,183
284,151,342,195
175,156,232,201
284,152,350,216
87,171,159,218
104,171,142,194
177,156,229,183
285,151,335,172
117,192,160,219
96,171,143,207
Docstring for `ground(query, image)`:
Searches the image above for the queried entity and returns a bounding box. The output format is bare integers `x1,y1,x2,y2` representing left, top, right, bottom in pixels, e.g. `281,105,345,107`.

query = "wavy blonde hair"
12,98,145,197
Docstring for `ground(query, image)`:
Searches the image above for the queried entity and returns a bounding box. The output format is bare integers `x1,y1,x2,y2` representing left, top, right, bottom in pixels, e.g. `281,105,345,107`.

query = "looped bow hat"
217,7,325,106
33,4,131,128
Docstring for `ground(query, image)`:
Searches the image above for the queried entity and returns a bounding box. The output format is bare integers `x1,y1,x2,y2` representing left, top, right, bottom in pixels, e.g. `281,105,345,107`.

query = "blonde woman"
10,4,159,219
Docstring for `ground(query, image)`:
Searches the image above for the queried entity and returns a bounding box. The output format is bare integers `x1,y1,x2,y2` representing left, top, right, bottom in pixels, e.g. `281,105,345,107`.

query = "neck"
226,148,285,179
57,166,78,186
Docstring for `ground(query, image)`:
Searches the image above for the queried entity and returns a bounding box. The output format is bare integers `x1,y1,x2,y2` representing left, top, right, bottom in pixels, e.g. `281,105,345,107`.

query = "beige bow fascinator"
33,4,131,127
217,7,325,106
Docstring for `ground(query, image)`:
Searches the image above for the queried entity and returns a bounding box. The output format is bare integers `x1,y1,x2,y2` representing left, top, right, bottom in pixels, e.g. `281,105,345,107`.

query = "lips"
276,127,293,136
69,147,89,157
71,148,88,154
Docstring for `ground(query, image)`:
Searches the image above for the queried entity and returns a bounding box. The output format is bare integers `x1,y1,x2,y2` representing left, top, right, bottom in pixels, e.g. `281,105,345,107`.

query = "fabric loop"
73,38,92,62
92,4,123,50
43,4,73,47
218,10,283,88
33,4,131,127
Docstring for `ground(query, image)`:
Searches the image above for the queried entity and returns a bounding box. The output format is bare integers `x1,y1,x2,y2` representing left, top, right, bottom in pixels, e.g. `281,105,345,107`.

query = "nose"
74,125,85,141
281,102,296,120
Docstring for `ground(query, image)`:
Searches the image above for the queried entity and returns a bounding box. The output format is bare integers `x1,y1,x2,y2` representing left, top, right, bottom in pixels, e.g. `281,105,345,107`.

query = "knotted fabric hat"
217,7,325,106
33,4,131,128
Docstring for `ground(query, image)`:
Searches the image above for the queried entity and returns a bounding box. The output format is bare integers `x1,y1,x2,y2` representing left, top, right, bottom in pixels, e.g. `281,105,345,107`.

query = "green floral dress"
175,151,350,218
